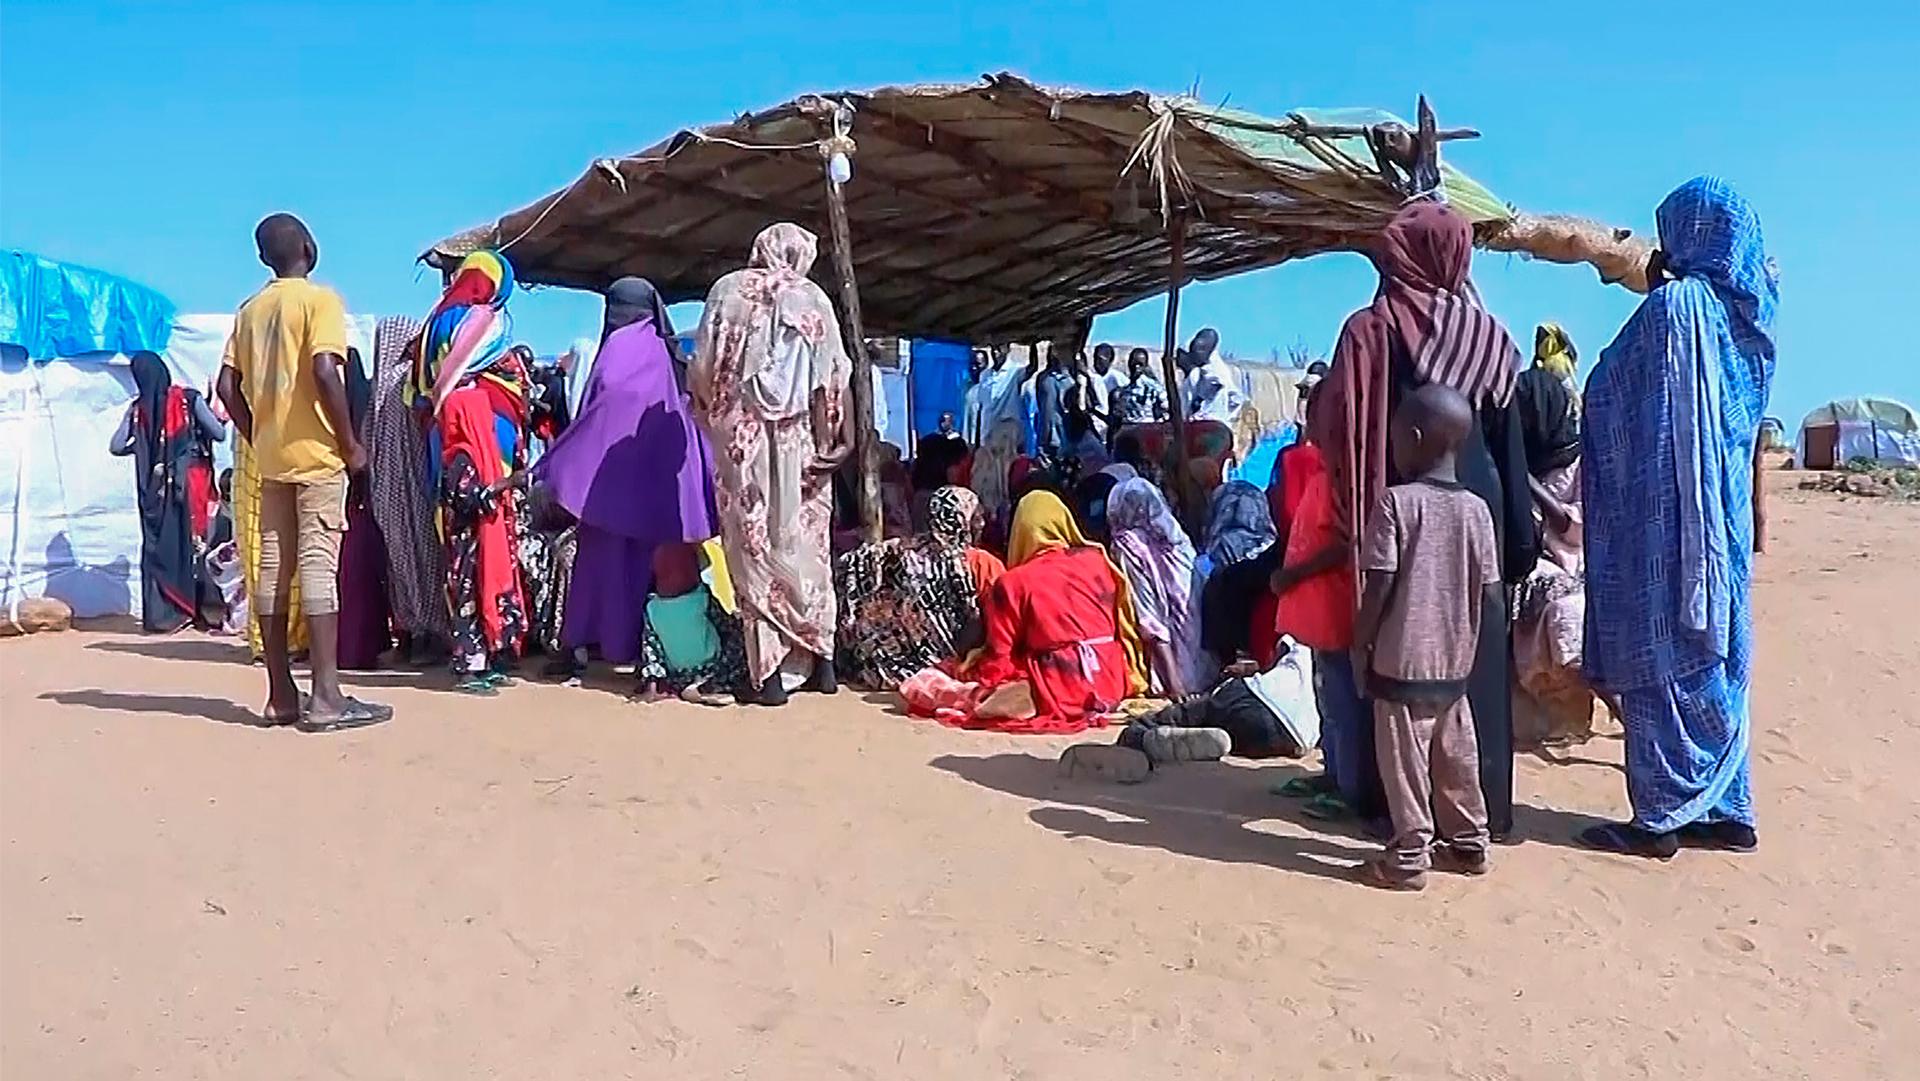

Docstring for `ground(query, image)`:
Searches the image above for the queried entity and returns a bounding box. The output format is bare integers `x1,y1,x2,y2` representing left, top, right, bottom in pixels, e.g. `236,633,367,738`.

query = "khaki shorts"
256,472,347,617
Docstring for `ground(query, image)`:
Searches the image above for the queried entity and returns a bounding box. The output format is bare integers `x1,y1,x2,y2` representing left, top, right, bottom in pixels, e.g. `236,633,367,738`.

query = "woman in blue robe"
1578,177,1779,859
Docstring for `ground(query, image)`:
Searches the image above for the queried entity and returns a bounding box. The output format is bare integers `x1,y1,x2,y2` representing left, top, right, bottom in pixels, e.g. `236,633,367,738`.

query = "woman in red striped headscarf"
1312,200,1540,837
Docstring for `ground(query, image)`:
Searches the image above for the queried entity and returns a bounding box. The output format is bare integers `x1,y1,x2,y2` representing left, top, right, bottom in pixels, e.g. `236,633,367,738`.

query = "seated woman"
1106,478,1208,697
638,541,745,705
905,490,1147,733
835,487,1004,689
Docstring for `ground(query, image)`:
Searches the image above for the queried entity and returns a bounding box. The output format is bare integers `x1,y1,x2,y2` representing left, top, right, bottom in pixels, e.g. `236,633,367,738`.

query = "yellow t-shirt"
221,278,350,483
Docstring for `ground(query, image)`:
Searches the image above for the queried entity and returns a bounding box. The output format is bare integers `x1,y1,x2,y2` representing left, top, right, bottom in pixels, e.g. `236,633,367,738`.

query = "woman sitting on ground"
835,486,1005,689
1106,478,1207,698
905,490,1146,733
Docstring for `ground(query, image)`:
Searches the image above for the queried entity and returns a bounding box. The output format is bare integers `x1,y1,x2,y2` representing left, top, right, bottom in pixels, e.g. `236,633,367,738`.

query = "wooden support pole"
1158,213,1195,523
820,145,882,543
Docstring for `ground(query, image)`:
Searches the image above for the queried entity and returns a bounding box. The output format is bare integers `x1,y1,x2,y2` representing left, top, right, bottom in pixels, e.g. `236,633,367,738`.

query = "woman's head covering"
1203,479,1276,568
604,276,677,343
1098,462,1138,483
415,249,516,415
749,222,818,277
1370,201,1521,409
129,350,171,463
1007,490,1092,567
1107,478,1195,560
1655,176,1779,363
1534,323,1578,382
926,486,979,549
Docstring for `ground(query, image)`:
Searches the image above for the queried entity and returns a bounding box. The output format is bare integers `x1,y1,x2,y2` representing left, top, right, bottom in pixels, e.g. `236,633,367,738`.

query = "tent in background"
2,254,376,620
1795,396,1920,469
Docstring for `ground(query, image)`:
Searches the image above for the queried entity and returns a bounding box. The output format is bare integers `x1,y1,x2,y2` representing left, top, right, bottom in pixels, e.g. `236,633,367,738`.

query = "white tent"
1,314,376,620
1794,396,1920,470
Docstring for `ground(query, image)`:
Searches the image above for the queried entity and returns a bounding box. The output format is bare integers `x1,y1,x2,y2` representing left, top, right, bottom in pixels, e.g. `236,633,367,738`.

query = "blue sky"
3,2,1915,424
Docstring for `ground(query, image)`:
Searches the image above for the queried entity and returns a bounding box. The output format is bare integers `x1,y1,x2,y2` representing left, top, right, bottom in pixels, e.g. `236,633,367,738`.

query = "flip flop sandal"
1301,792,1354,821
297,696,393,732
1676,821,1758,853
1577,822,1679,860
483,670,513,688
453,676,499,697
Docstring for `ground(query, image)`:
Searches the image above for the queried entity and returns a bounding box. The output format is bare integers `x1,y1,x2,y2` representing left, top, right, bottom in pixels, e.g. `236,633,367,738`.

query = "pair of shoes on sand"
1355,845,1491,892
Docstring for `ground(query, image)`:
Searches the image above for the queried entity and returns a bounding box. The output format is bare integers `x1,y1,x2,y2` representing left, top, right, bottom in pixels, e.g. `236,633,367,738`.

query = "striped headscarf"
413,250,516,414
1373,201,1520,408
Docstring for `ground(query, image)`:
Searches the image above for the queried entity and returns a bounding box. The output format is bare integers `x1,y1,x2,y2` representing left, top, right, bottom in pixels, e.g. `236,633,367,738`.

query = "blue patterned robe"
1584,177,1778,833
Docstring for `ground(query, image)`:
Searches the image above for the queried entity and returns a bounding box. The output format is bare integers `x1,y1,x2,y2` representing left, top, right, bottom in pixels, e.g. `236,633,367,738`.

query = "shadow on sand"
37,688,266,728
930,751,1375,885
87,636,253,665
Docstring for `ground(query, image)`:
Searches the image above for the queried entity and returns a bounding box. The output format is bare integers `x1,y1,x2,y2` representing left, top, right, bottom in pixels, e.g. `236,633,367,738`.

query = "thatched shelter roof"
425,73,1645,342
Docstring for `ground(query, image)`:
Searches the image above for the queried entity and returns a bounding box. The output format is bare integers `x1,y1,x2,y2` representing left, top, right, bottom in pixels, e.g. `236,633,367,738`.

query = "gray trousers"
1375,696,1490,873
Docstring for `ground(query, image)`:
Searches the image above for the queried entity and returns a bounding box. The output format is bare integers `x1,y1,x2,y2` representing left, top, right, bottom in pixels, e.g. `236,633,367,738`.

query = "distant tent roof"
1798,396,1920,432
0,251,177,360
426,74,1600,343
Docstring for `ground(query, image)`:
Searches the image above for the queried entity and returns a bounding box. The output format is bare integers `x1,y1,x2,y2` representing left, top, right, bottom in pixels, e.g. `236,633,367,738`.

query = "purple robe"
534,319,718,662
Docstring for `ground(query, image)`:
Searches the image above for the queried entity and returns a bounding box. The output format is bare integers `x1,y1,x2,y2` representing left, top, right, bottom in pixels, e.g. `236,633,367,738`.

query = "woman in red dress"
935,491,1149,734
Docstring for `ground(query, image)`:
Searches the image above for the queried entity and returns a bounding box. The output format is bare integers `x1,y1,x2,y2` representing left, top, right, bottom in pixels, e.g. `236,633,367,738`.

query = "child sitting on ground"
636,542,744,706
1114,638,1319,765
1350,384,1501,892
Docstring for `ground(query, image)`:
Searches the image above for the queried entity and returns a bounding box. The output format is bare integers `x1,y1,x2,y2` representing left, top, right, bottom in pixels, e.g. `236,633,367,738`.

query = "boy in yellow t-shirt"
216,213,388,731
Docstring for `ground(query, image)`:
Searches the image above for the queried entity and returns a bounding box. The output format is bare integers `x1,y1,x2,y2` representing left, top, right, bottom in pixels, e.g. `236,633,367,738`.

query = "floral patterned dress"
440,450,527,669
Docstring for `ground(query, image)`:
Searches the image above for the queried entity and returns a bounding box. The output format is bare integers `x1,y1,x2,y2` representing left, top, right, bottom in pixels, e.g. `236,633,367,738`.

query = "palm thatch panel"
425,73,1641,341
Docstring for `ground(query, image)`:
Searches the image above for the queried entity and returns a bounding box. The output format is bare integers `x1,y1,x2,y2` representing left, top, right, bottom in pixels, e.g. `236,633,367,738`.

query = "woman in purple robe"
533,277,719,671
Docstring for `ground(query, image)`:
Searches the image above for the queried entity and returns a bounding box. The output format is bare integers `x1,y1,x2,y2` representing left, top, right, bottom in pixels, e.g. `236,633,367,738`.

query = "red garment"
1275,468,1354,651
154,387,217,540
438,386,522,650
953,546,1131,734
964,547,1006,610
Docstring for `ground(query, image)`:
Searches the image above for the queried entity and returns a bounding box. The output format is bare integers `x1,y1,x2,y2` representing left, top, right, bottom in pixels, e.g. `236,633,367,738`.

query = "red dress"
955,546,1133,734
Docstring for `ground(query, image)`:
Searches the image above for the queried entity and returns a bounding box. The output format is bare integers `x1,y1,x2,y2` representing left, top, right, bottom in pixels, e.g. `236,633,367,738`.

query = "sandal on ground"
1430,845,1491,877
453,675,499,697
260,692,312,727
1301,792,1354,821
298,696,394,732
1353,860,1426,892
1677,821,1758,852
1577,822,1679,860
482,669,513,688
1272,773,1336,799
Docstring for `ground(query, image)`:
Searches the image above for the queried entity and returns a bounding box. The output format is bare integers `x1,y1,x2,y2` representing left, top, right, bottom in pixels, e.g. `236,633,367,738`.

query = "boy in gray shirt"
1351,385,1501,891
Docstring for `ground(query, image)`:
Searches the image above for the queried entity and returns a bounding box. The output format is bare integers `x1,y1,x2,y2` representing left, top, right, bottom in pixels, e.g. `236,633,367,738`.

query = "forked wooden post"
813,101,882,542
1158,212,1195,522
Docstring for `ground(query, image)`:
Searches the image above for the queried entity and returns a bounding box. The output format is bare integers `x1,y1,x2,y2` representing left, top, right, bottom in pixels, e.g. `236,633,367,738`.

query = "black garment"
115,353,222,632
1120,679,1301,758
1514,367,1580,475
1200,547,1282,663
1386,348,1539,836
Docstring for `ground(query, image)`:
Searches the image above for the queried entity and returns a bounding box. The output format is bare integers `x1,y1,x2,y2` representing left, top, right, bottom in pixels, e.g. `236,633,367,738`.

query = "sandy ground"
3,476,1916,1080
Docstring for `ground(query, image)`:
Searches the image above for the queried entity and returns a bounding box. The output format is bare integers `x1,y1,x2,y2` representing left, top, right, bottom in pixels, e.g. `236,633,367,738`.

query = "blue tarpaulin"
0,251,176,360
908,338,972,441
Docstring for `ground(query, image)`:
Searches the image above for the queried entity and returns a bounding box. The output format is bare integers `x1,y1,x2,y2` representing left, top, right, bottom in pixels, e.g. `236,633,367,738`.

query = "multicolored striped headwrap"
412,250,516,414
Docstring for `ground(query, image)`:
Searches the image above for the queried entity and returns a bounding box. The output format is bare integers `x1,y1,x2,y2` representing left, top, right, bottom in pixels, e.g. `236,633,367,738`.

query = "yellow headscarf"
1534,322,1578,381
1005,491,1149,695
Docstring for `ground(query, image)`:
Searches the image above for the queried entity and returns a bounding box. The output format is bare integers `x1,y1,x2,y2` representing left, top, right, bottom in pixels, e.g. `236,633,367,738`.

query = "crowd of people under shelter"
119,175,1778,888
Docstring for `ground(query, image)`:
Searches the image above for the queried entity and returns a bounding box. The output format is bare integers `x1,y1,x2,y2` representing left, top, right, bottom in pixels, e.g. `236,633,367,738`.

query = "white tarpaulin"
1,313,376,620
